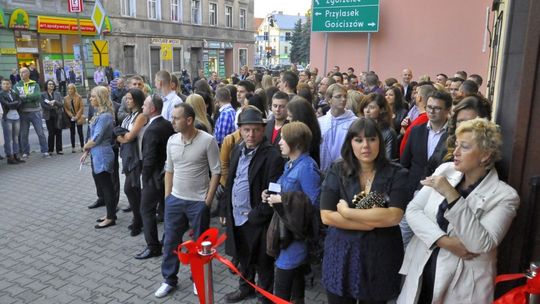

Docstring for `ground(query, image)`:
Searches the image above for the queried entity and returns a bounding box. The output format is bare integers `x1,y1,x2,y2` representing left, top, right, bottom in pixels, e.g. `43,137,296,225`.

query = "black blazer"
141,116,175,189
222,141,284,259
264,117,286,148
0,90,22,119
400,123,448,190
403,84,413,103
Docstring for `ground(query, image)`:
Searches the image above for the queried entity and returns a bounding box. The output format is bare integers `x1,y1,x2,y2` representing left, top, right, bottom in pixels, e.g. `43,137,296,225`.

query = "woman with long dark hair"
361,93,398,160
286,96,322,166
41,80,64,154
116,88,148,236
320,117,411,304
385,86,408,133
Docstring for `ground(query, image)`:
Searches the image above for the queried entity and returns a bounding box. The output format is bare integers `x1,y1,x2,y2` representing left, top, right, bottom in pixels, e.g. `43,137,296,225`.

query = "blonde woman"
346,89,364,117
261,74,274,90
81,86,117,229
398,118,519,303
186,93,213,133
64,84,85,152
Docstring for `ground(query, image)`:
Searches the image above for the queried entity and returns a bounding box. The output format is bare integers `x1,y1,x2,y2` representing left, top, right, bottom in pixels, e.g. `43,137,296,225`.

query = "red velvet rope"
493,272,540,304
177,228,291,304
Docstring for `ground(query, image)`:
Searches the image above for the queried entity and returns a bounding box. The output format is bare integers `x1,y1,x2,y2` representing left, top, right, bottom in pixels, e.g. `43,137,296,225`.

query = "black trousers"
140,179,163,250
45,117,62,153
327,291,386,304
93,146,120,207
93,171,117,220
124,166,142,229
58,81,66,96
69,121,84,148
235,222,274,303
274,266,305,301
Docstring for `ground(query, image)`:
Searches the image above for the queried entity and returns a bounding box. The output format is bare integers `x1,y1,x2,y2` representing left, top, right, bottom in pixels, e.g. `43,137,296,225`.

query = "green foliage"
289,16,312,65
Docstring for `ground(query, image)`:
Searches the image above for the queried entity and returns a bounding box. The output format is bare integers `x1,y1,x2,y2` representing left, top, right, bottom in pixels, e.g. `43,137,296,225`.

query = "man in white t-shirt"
154,103,221,298
155,70,182,122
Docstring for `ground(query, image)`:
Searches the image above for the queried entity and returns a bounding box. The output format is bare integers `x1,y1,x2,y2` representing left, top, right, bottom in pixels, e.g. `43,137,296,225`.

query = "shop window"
14,31,39,53
191,0,201,25
239,48,247,69
209,3,217,26
40,34,62,54
225,6,232,28
147,0,161,20
150,47,161,85
171,0,182,22
239,8,246,30
121,0,136,17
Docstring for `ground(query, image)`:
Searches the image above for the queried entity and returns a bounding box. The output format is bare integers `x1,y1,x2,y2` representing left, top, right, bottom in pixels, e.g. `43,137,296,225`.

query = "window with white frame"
239,8,246,30
239,48,247,68
121,0,136,17
171,0,182,22
209,3,217,26
147,0,161,20
191,0,201,25
225,6,232,28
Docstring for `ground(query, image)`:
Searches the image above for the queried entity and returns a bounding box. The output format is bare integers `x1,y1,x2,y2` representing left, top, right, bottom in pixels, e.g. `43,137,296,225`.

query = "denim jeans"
161,195,209,286
20,111,48,154
2,119,20,155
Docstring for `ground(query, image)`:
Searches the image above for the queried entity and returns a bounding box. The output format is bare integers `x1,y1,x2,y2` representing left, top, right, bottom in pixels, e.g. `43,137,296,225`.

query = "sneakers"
22,154,28,159
154,283,174,298
72,148,76,153
42,152,51,158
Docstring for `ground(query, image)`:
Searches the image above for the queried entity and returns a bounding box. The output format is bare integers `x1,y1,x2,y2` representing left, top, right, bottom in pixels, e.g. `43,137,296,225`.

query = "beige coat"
398,162,519,304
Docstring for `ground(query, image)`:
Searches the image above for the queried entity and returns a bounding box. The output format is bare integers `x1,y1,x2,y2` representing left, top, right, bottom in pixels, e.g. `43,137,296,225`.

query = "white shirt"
161,91,183,122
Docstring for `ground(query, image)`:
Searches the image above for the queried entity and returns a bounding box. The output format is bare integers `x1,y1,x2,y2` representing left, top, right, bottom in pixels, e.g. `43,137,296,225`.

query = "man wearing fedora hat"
221,106,284,303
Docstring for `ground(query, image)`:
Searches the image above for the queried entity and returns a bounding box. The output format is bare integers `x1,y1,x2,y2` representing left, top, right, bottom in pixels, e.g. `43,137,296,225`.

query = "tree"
301,15,311,65
289,19,303,65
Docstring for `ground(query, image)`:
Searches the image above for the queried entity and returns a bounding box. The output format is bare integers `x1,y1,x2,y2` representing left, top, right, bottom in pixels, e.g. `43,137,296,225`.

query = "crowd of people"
0,64,521,304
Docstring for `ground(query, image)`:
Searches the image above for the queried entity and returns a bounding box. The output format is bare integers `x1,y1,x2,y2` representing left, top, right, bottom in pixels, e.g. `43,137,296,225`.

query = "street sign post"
312,0,380,33
92,40,109,67
68,0,84,13
91,0,106,34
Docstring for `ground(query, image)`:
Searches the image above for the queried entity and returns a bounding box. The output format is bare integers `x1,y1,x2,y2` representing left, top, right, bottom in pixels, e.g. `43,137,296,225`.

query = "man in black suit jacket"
401,68,413,103
263,91,289,149
400,90,452,191
135,94,175,259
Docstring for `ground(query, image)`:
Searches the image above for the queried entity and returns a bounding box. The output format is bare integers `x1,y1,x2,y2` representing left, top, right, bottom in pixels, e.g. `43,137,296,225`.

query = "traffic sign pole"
77,12,87,92
366,32,372,72
323,33,328,76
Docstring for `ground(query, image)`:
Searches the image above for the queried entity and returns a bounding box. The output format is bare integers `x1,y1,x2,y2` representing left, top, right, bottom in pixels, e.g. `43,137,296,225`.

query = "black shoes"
122,207,132,212
225,290,256,303
7,157,18,165
130,227,142,237
14,155,25,163
134,247,162,259
88,200,105,209
94,220,116,229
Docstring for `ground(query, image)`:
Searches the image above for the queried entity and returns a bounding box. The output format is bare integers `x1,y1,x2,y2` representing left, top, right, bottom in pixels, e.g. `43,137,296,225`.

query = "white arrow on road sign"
368,22,376,26
315,12,322,16
315,0,320,5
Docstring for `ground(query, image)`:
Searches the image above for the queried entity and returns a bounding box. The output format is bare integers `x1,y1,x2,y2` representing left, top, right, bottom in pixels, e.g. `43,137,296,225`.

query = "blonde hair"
89,86,113,124
346,89,364,116
186,93,212,133
67,83,79,96
261,75,273,90
455,118,502,168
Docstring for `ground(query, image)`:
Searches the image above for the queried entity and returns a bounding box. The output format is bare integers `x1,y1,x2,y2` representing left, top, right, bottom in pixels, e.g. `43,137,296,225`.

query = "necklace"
359,170,376,194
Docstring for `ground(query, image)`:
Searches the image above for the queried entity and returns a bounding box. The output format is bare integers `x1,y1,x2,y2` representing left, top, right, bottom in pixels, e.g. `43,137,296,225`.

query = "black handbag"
61,110,71,129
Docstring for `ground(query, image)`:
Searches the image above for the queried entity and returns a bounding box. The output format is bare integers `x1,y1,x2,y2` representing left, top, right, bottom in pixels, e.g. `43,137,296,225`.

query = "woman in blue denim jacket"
263,121,321,303
81,86,116,229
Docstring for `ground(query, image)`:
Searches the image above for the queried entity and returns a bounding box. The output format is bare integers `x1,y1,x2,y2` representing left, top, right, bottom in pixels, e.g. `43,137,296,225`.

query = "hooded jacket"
318,109,357,172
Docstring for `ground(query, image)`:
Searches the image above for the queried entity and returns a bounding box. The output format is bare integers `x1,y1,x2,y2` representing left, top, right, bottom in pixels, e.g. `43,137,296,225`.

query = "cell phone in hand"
267,182,281,195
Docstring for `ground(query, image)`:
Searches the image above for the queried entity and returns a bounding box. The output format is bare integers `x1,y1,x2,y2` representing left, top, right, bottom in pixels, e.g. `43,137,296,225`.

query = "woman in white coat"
398,118,520,304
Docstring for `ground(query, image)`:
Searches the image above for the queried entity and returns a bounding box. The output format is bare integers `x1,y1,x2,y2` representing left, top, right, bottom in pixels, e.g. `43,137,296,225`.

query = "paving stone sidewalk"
0,152,327,303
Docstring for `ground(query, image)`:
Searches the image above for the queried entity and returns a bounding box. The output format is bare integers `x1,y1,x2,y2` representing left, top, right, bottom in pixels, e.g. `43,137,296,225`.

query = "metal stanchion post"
527,262,540,304
199,241,214,304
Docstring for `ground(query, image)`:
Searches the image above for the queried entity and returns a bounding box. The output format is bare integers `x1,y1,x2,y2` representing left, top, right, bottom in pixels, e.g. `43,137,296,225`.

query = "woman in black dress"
320,117,411,304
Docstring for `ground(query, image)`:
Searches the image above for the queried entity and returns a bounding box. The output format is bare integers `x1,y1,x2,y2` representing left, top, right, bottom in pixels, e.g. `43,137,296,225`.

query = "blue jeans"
2,119,20,155
161,195,210,286
20,111,48,154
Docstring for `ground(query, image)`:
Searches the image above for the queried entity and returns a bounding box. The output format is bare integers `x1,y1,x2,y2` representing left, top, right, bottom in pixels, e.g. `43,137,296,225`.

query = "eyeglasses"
426,105,444,113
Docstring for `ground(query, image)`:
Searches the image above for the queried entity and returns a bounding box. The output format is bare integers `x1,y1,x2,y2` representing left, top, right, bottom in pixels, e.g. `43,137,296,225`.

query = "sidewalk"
0,152,327,303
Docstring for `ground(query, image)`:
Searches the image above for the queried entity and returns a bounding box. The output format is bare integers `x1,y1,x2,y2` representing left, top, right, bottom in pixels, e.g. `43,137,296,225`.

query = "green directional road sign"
312,0,380,32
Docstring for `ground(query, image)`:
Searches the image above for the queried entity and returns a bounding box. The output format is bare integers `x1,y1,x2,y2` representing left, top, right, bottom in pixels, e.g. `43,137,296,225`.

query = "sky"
254,0,312,18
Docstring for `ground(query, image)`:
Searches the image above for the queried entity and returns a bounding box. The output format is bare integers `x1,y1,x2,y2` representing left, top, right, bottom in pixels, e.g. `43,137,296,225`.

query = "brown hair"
281,121,312,153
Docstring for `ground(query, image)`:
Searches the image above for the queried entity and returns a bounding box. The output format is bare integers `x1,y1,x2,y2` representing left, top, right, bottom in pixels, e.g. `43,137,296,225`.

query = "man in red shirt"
264,91,289,149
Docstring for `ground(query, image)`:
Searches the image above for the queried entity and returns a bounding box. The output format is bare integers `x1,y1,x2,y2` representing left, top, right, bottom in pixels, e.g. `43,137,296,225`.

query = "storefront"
203,41,233,79
0,7,109,87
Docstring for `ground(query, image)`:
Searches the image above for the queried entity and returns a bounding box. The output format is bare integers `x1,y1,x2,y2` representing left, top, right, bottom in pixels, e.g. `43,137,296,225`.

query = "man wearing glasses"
400,90,452,191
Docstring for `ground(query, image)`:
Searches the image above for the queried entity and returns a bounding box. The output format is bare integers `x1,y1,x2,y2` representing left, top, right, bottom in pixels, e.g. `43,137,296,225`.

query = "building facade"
104,0,255,83
255,11,305,66
0,0,107,87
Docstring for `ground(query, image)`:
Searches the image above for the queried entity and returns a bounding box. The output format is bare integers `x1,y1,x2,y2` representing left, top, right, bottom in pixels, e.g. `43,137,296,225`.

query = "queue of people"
0,65,520,304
